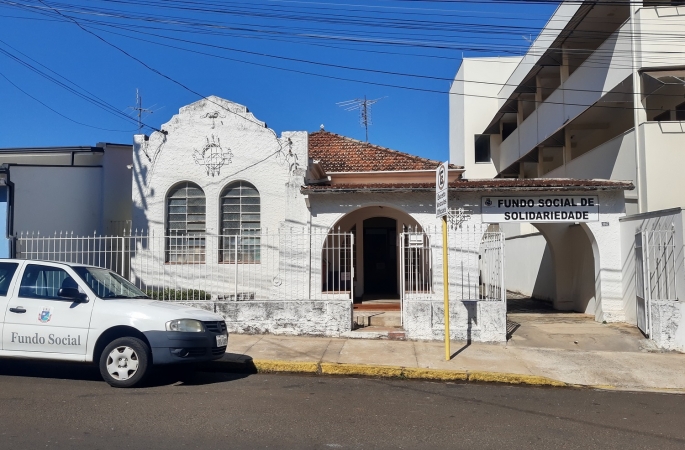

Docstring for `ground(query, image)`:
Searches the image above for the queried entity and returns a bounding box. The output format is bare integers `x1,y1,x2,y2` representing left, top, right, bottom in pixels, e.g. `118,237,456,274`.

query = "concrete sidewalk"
214,332,685,393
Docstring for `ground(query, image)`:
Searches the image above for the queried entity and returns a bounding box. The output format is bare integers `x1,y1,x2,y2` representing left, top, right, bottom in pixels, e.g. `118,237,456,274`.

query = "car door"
3,262,95,355
0,261,21,350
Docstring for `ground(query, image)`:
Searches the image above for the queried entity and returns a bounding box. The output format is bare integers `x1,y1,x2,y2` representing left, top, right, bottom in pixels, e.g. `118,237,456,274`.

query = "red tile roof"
308,130,461,173
301,179,634,193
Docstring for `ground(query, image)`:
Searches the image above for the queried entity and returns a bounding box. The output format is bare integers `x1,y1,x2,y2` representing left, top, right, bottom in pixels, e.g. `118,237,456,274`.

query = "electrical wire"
0,70,138,131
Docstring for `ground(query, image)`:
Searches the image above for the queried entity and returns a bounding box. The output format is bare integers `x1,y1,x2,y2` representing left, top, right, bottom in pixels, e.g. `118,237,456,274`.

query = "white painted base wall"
651,301,685,352
403,300,506,343
181,301,353,337
504,233,555,301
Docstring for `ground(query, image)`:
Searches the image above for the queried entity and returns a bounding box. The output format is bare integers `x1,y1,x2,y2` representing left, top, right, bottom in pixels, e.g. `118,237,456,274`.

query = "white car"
0,259,228,387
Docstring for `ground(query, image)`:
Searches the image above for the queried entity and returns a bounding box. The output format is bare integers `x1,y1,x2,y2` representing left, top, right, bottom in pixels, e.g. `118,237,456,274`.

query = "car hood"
100,299,224,322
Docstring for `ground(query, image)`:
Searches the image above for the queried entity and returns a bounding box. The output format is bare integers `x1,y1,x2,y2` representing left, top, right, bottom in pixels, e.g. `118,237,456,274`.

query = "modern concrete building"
0,143,133,257
451,0,685,350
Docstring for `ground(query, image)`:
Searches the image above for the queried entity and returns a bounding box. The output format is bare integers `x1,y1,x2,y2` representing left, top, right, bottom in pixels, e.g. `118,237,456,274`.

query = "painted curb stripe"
210,359,568,387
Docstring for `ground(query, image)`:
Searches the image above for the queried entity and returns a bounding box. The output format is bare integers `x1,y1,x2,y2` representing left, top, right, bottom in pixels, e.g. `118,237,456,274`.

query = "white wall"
504,233,556,301
450,57,521,178
12,166,103,235
131,96,310,237
545,128,638,215
641,122,685,212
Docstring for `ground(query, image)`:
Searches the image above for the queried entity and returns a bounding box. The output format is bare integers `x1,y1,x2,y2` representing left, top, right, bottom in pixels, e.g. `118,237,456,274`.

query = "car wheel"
99,337,150,388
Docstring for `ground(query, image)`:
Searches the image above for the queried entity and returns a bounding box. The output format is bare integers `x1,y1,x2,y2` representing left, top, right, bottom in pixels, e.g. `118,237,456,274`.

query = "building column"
560,45,570,83
584,219,625,323
562,128,572,176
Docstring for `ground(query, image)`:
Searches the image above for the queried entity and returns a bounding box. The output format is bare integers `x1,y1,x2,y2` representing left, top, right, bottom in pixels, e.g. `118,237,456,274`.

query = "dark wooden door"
363,218,397,296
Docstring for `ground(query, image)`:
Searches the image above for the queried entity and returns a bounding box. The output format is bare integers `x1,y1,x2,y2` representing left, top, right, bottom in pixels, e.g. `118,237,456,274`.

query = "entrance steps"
343,326,406,340
353,311,402,328
351,311,405,340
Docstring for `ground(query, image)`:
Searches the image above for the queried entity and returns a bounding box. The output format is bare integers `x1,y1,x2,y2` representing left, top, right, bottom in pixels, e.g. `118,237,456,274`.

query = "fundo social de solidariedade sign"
481,196,599,223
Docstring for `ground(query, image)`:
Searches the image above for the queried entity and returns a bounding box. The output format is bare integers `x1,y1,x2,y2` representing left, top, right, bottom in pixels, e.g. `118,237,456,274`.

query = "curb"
206,358,569,388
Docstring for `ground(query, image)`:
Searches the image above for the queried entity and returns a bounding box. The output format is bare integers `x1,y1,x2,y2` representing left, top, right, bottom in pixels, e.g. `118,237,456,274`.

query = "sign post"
436,162,450,361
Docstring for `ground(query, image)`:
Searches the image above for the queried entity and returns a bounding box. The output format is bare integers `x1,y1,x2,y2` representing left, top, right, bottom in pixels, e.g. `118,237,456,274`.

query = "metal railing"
15,228,354,302
400,224,505,302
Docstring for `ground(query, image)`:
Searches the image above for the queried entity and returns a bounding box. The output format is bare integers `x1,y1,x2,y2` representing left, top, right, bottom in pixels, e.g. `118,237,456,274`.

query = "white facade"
450,1,685,349
451,2,685,215
131,96,310,236
449,57,522,179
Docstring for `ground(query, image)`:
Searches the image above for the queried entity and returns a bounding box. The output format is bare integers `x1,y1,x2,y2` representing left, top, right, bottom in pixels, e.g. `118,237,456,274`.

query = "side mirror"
58,287,89,303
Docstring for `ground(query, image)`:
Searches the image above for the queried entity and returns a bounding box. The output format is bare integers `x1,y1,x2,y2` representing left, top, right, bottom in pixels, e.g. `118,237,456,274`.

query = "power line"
83,22,684,113
0,70,137,131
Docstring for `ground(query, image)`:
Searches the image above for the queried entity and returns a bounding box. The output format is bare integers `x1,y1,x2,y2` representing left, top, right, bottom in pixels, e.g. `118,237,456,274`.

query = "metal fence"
400,224,505,302
635,227,678,336
15,229,354,302
16,224,504,304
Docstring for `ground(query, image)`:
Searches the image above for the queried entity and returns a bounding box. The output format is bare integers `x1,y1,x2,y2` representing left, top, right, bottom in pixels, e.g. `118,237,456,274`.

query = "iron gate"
635,227,677,336
400,226,505,324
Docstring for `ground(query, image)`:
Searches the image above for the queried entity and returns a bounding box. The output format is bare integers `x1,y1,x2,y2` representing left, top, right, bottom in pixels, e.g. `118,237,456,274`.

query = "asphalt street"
0,359,684,450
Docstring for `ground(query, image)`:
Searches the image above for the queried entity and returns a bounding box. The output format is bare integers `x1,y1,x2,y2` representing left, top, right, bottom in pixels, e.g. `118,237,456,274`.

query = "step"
342,326,406,340
353,311,402,328
353,303,401,311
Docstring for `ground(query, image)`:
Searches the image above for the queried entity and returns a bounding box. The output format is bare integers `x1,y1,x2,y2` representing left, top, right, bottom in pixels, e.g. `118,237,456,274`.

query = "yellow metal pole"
442,215,450,360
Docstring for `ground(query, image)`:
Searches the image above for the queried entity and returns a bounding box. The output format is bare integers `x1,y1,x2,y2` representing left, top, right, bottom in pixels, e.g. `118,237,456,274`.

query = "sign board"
408,234,424,248
482,196,599,223
436,162,448,218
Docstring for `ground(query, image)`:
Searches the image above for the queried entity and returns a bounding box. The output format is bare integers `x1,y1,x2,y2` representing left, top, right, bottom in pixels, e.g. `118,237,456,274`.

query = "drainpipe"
630,2,644,213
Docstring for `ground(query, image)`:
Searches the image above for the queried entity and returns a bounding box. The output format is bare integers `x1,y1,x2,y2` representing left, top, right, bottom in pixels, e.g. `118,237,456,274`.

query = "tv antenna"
337,95,385,142
127,89,158,131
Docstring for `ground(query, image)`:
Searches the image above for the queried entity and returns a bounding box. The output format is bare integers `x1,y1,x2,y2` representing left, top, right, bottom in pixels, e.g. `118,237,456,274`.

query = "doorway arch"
506,222,598,314
326,205,422,302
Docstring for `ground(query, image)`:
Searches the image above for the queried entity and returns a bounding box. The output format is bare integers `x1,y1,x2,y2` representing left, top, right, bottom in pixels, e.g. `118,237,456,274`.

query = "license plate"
216,334,228,347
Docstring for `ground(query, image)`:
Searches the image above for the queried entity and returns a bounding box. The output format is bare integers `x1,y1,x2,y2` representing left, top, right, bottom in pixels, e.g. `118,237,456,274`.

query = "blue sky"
0,0,557,162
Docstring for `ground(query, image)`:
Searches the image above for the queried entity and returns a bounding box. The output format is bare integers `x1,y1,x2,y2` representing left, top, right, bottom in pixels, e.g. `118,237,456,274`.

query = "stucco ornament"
201,110,226,129
193,135,233,177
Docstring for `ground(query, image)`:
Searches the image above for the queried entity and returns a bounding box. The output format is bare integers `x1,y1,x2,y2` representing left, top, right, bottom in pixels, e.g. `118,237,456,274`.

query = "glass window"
220,181,261,263
72,267,147,299
0,262,18,296
18,264,78,300
166,182,206,263
474,134,491,163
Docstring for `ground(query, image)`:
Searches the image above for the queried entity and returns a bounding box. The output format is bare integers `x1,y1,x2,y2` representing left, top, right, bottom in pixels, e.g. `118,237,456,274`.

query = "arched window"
166,182,206,263
220,181,260,263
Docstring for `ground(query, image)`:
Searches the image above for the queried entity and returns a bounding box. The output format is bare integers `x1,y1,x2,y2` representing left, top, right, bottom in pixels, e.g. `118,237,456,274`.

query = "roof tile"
308,130,461,173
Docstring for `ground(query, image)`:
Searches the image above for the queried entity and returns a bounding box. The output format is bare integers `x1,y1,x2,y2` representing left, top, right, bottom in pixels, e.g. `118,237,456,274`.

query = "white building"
119,96,630,343
451,0,685,350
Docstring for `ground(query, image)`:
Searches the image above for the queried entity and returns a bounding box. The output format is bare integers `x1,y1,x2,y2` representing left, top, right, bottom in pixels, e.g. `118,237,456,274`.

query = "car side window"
18,264,78,300
0,262,19,296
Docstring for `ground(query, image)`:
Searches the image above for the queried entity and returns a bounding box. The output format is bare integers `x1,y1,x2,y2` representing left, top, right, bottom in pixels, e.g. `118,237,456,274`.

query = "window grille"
220,181,261,263
166,182,206,263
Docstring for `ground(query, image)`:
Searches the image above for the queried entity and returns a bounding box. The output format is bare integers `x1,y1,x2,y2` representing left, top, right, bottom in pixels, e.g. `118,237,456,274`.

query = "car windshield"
73,267,148,299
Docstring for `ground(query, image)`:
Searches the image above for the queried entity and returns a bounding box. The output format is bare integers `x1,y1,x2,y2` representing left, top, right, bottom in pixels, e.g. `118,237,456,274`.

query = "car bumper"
143,330,228,365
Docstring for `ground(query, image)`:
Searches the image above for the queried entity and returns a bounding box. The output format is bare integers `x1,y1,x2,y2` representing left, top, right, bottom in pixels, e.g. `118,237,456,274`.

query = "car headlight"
166,319,204,332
